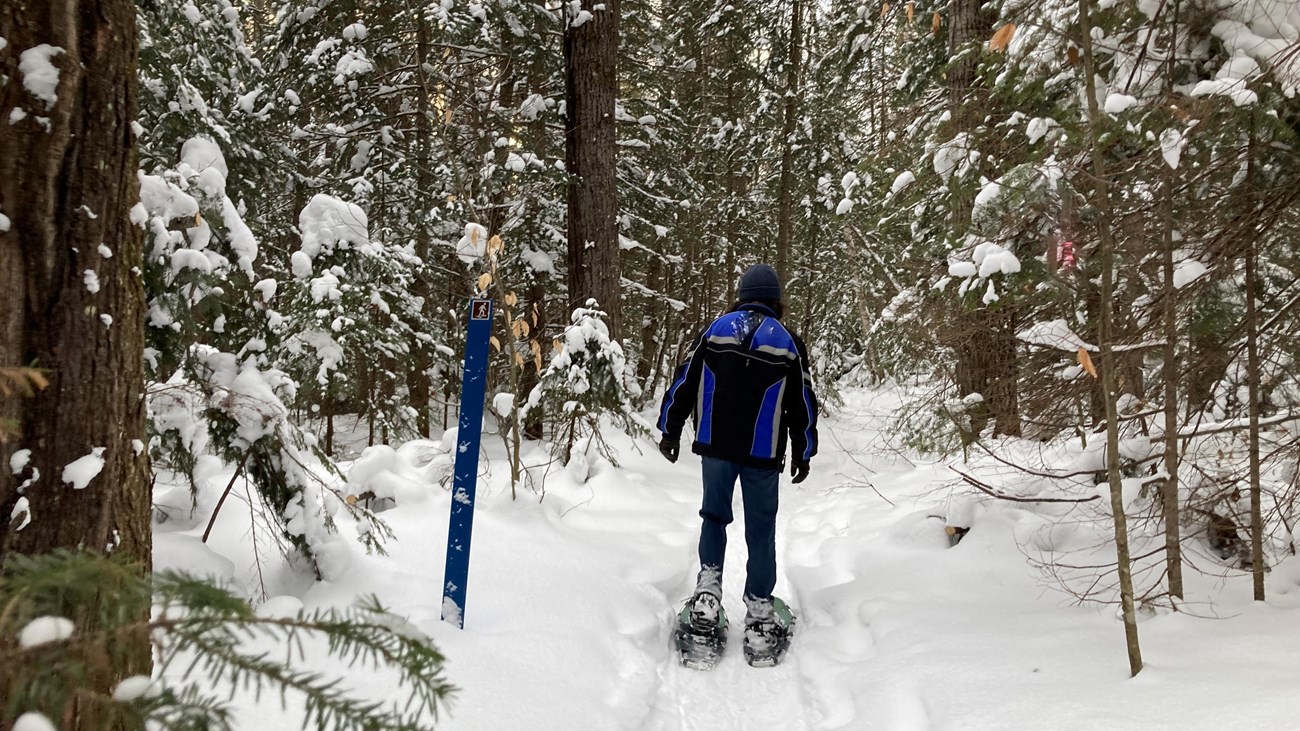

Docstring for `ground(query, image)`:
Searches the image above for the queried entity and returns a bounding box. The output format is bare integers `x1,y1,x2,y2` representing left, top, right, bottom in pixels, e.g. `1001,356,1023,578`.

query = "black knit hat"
737,263,782,302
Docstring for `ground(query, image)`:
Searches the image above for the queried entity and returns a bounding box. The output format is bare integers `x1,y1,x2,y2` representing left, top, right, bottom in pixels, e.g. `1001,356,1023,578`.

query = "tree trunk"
953,309,1021,438
324,372,336,457
1244,129,1265,600
774,0,802,282
487,31,517,239
636,256,663,388
1079,0,1143,676
408,13,435,437
1246,232,1265,600
946,0,984,229
943,0,1019,438
0,0,151,566
564,0,622,340
521,281,546,441
1159,172,1184,600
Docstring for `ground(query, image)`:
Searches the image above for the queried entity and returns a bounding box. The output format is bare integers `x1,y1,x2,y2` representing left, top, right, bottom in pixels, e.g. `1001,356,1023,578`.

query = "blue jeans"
696,456,780,600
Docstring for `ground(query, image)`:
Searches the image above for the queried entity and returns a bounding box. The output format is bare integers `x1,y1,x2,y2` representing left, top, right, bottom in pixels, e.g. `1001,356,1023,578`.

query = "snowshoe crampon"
675,593,727,670
742,597,794,668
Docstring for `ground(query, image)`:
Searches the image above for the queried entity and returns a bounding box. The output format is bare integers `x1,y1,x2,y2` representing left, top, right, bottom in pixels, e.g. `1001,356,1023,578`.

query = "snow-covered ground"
154,387,1300,730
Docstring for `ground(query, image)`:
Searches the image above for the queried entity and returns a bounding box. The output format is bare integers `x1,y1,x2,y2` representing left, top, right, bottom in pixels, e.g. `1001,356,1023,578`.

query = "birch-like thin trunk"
1078,0,1143,676
1160,171,1184,601
1244,136,1266,599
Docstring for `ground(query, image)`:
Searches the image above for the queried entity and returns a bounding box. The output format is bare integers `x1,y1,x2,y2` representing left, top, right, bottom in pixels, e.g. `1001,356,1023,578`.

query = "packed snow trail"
155,387,1300,729
637,507,814,731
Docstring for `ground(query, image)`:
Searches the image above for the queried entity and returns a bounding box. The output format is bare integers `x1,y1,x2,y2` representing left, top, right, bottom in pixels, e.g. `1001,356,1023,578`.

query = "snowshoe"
675,592,728,670
742,595,795,668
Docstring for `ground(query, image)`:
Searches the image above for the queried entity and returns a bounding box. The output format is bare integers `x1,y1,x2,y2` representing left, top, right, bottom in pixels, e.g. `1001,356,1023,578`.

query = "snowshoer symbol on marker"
658,263,819,668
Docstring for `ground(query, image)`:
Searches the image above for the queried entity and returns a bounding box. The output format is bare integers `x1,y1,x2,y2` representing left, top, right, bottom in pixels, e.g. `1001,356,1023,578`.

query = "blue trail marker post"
441,297,493,628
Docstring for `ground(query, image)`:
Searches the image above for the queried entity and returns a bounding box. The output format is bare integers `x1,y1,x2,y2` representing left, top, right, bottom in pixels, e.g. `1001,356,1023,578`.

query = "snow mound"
1103,93,1138,114
299,194,370,260
154,532,237,582
345,441,452,510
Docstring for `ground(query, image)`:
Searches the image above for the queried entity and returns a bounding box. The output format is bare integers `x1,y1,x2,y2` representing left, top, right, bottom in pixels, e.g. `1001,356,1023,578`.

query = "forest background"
4,0,1300,725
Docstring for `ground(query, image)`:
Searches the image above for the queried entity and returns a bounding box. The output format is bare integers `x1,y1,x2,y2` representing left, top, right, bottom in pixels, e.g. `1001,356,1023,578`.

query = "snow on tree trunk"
0,0,150,566
941,0,1020,439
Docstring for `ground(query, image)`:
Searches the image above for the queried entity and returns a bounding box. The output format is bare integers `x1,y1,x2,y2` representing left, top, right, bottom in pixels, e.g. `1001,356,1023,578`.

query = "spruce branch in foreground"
1,551,454,730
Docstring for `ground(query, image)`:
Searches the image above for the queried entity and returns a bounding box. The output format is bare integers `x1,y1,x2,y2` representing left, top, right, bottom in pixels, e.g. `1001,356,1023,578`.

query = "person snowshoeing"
657,263,819,665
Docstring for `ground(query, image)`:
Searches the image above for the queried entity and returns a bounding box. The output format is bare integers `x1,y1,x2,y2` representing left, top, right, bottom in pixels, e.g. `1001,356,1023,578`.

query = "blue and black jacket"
657,303,818,470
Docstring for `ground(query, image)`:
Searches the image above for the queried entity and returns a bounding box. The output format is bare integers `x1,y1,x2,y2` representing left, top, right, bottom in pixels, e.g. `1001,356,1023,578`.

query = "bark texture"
0,0,150,564
1159,173,1184,600
944,0,1020,437
564,0,623,340
409,13,435,437
774,0,802,283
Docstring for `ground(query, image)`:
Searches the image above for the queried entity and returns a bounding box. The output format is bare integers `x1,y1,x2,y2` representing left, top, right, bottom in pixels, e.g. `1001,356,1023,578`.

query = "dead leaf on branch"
0,367,51,398
477,272,493,292
1077,348,1098,379
989,23,1017,53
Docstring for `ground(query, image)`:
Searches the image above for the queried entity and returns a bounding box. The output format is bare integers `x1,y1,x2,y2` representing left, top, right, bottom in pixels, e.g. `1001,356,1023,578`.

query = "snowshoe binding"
675,592,728,670
742,595,794,668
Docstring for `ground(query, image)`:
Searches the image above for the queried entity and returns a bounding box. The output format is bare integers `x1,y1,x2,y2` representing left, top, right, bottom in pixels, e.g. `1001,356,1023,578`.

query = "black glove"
791,460,810,484
659,436,680,463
